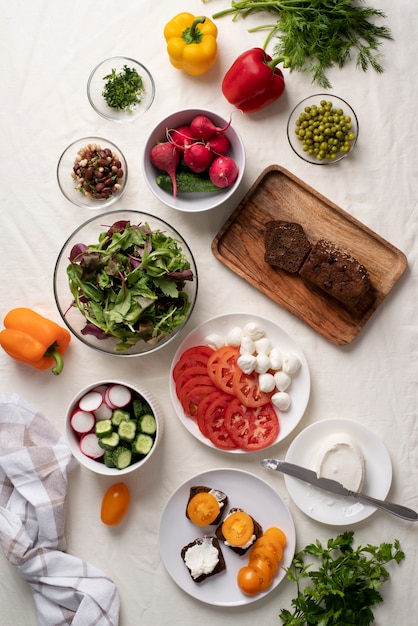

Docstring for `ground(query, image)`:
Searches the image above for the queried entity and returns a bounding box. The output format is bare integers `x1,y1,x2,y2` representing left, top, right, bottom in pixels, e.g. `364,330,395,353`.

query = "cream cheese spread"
315,433,365,492
184,537,219,580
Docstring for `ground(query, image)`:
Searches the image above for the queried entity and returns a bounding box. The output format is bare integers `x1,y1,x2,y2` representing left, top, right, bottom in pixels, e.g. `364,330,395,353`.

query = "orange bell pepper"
0,308,71,375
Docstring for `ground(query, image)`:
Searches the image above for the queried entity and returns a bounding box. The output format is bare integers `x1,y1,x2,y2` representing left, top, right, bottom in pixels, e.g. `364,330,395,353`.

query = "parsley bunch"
212,0,393,88
279,531,405,625
102,65,145,112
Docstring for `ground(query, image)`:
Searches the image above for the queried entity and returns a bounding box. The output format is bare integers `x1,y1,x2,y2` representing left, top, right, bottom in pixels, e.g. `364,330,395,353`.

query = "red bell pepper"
222,48,285,113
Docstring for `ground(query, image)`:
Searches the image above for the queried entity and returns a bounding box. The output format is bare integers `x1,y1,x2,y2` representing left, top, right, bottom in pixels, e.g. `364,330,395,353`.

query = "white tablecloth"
1,1,417,624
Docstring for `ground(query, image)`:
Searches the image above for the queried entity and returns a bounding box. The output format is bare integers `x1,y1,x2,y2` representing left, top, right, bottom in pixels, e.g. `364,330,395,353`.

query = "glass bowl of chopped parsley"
87,56,155,122
53,210,198,356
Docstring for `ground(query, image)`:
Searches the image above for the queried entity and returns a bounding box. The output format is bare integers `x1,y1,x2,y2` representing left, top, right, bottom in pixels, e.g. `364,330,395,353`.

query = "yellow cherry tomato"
100,482,130,526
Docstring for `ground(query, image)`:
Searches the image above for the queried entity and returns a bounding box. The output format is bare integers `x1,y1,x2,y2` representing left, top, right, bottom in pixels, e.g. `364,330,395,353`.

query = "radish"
190,115,231,140
104,384,132,409
206,133,231,156
94,402,113,421
70,410,95,435
168,125,194,150
209,156,239,188
79,433,105,459
184,142,213,173
150,142,181,197
79,390,103,413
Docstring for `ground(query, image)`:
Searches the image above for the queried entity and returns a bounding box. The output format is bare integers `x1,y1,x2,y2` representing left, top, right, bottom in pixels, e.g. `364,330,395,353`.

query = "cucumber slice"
111,409,130,426
113,446,132,470
133,433,154,456
98,432,120,451
95,419,113,438
138,414,157,436
118,420,137,442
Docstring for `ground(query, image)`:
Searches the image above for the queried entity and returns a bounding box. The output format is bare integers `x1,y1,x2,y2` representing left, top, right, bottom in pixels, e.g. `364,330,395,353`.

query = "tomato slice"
180,382,217,417
196,390,228,438
237,565,263,596
176,372,213,402
175,364,211,393
187,492,220,526
207,345,240,395
222,510,254,546
202,394,238,450
232,368,272,407
224,399,279,451
172,345,214,382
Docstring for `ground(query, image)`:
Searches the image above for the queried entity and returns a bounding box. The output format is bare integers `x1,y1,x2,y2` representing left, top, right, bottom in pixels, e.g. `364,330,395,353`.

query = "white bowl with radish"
65,380,164,475
142,108,245,212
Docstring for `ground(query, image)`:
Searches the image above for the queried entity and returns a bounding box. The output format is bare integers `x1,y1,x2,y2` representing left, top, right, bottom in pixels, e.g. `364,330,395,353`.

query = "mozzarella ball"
282,352,302,375
254,337,272,355
204,333,224,350
269,347,283,370
240,336,256,355
255,352,271,374
237,354,257,374
243,322,265,341
225,326,244,346
274,371,292,392
258,372,276,393
271,392,291,411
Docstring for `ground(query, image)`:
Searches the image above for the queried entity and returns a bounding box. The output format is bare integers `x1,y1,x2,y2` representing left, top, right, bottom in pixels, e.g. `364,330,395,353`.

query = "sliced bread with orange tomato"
215,507,263,555
186,486,229,527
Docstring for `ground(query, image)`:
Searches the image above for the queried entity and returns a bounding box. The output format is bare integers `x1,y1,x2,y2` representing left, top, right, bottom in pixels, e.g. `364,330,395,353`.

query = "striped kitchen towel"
0,393,120,626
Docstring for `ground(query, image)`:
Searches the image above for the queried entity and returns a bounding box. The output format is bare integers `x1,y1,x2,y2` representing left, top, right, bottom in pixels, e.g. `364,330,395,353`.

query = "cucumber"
98,431,120,451
111,408,130,426
132,433,154,456
118,419,137,443
95,419,113,438
156,171,221,194
138,413,157,435
113,446,132,470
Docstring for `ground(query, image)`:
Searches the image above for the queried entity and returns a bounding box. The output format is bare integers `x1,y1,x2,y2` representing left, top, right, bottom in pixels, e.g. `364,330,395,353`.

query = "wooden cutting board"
211,165,408,345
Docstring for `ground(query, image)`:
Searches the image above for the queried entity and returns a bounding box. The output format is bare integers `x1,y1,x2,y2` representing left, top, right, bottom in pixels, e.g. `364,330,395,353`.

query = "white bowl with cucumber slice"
65,379,164,475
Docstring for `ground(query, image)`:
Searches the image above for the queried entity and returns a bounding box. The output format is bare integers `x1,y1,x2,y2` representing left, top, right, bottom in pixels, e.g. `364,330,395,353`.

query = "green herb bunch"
279,531,405,625
212,0,393,88
102,65,145,112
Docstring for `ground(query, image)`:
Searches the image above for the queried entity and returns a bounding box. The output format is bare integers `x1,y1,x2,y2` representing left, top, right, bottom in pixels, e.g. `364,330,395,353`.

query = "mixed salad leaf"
66,219,194,350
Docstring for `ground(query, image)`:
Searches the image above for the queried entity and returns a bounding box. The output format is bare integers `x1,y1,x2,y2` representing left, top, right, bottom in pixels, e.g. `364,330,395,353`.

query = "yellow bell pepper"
164,13,218,76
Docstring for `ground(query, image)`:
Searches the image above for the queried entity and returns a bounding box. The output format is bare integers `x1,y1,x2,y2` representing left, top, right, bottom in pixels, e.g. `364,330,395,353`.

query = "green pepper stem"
44,342,65,375
183,16,206,45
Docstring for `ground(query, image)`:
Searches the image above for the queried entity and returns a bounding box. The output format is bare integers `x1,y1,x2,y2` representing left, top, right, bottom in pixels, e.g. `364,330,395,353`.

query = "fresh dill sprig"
102,65,145,112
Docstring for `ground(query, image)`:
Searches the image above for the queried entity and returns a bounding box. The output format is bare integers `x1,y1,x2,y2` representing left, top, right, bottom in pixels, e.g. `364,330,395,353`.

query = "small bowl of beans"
57,137,128,209
287,94,358,165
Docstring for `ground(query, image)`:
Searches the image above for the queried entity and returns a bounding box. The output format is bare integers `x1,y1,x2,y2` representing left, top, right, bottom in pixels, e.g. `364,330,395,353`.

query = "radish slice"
94,402,113,421
79,433,105,459
104,384,132,409
79,391,103,412
70,410,95,435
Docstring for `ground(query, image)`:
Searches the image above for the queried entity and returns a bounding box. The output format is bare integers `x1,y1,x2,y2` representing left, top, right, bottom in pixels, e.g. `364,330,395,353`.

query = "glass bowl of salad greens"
65,379,164,476
87,56,155,122
53,210,198,356
57,137,128,209
287,94,358,165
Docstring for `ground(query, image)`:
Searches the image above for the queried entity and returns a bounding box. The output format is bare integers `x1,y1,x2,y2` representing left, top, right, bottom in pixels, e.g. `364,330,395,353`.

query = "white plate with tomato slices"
169,313,310,453
158,468,296,606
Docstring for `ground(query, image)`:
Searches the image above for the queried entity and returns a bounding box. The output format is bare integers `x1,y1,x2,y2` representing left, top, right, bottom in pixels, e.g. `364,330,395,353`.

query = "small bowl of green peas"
287,94,358,164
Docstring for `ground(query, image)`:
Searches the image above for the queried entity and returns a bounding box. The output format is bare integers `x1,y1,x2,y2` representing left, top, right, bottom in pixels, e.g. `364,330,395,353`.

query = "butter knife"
261,459,418,521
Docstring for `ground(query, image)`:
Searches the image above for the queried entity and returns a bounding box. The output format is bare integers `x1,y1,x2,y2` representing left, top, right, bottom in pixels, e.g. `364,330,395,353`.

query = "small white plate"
169,313,311,453
158,468,296,606
284,419,392,525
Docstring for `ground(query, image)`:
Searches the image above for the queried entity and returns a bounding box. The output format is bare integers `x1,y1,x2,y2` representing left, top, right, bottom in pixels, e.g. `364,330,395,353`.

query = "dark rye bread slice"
215,508,263,556
299,239,375,314
264,220,312,273
186,486,229,526
181,536,226,583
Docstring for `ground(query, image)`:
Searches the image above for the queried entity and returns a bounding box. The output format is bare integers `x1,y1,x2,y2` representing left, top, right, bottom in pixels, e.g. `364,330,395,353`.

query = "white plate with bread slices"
169,313,310,454
284,418,392,525
158,468,296,606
